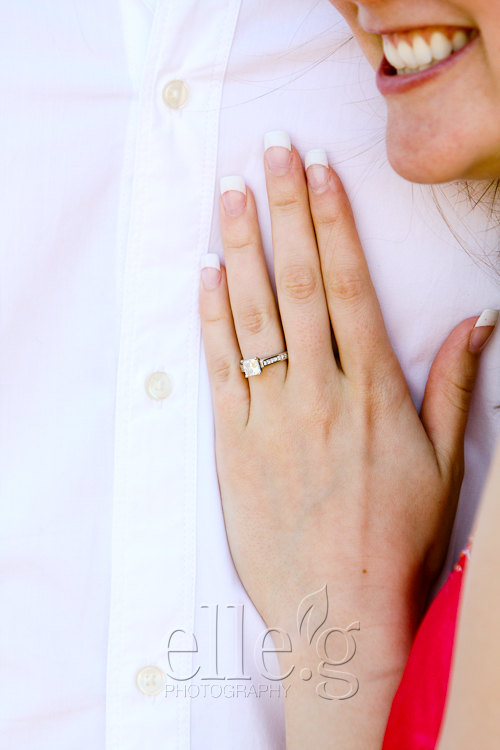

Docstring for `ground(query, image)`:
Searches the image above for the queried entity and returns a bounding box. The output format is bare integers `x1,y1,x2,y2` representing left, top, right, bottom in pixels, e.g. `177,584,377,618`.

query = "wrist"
268,591,416,750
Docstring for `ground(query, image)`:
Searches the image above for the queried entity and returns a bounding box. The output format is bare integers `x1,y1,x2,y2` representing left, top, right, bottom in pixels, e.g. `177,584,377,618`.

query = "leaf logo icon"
297,584,329,645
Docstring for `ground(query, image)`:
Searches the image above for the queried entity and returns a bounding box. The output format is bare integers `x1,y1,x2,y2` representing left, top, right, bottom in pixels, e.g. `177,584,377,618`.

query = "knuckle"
280,264,317,301
225,237,254,254
327,267,364,304
295,387,337,433
270,193,303,217
201,309,226,326
356,360,405,406
304,401,333,432
443,375,475,414
211,355,234,386
238,303,272,335
355,381,393,424
315,216,339,238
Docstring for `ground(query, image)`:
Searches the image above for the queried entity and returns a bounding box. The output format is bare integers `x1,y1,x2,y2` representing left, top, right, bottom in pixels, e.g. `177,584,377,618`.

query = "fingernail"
468,309,499,353
220,176,247,217
305,148,329,193
264,130,291,174
200,253,221,290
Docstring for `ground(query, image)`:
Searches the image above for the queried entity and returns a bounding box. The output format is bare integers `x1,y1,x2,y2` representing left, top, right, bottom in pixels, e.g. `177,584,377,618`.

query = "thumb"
421,310,498,478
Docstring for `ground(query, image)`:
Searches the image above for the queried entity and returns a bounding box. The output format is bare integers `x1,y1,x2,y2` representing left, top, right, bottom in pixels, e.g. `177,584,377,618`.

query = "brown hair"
429,179,500,276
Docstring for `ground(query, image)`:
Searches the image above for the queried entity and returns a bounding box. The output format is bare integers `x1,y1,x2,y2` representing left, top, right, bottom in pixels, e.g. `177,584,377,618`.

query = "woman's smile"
376,26,478,94
330,0,500,183
381,27,475,75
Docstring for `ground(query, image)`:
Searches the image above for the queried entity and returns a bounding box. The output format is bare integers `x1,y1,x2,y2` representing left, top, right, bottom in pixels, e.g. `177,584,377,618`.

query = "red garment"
382,547,470,750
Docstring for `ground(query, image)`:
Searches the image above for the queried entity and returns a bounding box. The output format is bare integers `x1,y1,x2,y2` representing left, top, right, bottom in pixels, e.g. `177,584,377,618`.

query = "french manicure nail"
468,309,499,353
200,253,221,290
264,130,291,174
305,148,329,193
220,176,247,217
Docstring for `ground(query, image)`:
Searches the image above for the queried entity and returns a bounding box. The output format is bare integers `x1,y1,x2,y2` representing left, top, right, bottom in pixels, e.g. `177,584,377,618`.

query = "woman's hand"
198,133,492,747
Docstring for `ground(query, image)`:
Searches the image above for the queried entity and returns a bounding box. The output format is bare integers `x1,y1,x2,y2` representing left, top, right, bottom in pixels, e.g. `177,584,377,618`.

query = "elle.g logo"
164,585,359,701
296,584,359,700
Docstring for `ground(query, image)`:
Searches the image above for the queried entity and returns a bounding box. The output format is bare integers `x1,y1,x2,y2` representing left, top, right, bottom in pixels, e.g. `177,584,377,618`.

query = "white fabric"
0,1,499,748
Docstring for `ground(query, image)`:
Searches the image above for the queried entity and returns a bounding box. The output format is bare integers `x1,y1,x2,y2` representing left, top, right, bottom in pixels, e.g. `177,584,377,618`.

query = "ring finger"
219,176,287,391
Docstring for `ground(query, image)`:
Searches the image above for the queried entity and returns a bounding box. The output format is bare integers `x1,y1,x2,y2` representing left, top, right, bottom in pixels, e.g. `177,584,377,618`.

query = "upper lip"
363,24,475,36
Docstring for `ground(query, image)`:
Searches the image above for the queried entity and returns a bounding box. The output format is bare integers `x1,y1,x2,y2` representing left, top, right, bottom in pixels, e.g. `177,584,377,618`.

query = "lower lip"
376,34,479,96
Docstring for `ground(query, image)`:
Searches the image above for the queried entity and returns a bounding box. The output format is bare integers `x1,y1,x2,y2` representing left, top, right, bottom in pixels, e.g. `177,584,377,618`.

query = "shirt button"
145,371,172,401
162,79,189,109
136,665,165,696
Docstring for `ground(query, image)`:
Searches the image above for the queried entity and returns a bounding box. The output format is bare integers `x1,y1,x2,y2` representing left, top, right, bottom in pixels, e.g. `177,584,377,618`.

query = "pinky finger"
199,253,249,436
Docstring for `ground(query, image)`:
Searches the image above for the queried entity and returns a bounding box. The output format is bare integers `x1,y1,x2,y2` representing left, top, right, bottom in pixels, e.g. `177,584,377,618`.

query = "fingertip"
263,131,292,175
437,313,498,360
425,318,478,399
263,138,304,180
307,162,352,218
304,148,330,195
220,176,247,218
468,309,499,354
200,253,222,292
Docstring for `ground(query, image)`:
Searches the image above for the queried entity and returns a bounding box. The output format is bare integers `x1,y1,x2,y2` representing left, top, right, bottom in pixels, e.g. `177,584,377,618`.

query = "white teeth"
397,64,432,76
382,38,405,69
412,35,433,65
452,29,468,51
430,31,453,60
384,28,473,76
397,40,418,68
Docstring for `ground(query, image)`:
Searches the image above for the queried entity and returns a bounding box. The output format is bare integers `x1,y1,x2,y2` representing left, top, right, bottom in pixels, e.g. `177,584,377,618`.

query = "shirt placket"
106,1,242,748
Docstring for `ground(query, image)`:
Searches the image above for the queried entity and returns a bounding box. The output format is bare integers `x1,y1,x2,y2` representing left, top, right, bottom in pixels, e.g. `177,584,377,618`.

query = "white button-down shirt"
1,1,499,748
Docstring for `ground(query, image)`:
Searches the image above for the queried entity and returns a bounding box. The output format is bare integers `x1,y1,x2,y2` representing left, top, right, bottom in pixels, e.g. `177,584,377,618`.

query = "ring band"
240,351,288,378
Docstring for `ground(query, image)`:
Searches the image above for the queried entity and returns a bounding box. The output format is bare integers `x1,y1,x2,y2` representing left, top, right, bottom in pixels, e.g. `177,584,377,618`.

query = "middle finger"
263,131,338,384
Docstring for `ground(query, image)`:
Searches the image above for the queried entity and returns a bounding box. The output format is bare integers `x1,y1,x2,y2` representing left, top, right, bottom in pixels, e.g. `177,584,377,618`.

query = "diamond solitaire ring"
240,351,288,378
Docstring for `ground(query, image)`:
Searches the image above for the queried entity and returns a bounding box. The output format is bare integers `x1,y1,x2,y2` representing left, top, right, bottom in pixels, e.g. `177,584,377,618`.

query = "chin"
384,104,500,184
386,142,464,184
386,130,500,185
